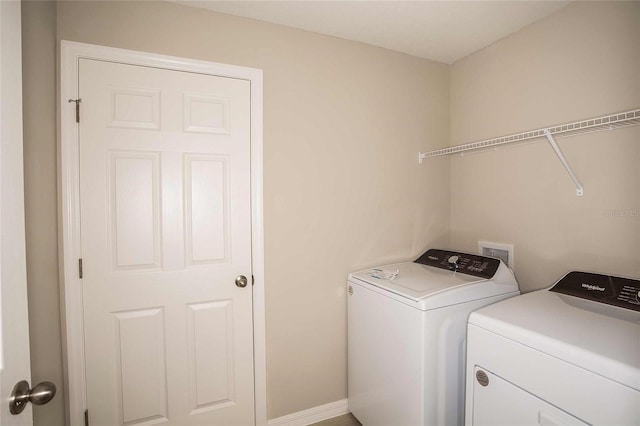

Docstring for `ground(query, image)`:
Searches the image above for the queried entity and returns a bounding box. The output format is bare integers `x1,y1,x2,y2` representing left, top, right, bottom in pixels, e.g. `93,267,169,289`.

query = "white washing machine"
348,249,520,426
465,271,640,426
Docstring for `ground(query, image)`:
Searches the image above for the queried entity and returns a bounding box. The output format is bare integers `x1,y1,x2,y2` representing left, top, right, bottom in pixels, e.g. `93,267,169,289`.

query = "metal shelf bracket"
543,130,584,197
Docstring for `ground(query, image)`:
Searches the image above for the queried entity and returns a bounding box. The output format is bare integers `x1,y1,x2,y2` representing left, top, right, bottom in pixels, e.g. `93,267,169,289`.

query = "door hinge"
79,258,83,279
68,98,81,123
252,275,255,286
84,409,89,426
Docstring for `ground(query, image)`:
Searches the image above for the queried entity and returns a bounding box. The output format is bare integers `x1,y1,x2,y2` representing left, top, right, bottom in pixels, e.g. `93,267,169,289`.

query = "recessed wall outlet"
478,241,514,269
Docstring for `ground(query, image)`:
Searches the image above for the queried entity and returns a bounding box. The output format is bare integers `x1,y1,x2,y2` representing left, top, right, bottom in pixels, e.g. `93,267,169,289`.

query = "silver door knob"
235,275,248,288
9,380,56,415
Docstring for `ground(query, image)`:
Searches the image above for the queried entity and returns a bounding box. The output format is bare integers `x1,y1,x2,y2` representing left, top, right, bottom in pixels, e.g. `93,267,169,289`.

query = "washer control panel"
414,249,501,279
550,271,640,312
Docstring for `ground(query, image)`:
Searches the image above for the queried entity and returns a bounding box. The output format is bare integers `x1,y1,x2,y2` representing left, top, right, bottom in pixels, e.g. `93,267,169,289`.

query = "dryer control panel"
414,249,501,279
550,271,640,312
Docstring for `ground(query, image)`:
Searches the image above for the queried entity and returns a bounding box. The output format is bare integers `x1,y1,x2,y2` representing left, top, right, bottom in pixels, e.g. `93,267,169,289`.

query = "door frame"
59,41,266,426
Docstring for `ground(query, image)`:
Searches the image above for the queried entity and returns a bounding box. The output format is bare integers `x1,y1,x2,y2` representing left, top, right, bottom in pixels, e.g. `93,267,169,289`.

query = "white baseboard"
267,399,349,426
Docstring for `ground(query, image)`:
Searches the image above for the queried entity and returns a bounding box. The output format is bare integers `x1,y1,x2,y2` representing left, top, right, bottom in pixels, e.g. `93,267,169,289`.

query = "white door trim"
59,41,266,426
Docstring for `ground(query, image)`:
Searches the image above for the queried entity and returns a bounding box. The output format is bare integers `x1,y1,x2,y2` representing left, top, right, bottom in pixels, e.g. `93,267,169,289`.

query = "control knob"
448,255,460,271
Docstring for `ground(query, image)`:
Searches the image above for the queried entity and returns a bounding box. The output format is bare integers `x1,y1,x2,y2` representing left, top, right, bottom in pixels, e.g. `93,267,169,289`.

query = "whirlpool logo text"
581,283,606,292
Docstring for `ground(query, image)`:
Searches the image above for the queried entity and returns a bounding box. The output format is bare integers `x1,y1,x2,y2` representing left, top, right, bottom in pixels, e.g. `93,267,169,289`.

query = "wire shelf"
420,109,640,159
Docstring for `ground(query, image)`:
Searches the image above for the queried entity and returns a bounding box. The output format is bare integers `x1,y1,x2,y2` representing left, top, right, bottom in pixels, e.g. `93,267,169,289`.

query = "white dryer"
465,271,640,425
348,249,520,426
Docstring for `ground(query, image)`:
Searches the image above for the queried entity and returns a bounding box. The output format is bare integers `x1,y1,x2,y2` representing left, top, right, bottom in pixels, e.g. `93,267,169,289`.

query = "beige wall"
449,1,640,292
23,1,450,424
22,1,66,425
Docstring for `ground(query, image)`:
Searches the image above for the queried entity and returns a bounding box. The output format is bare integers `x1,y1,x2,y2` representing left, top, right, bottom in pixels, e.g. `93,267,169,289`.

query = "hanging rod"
419,108,640,161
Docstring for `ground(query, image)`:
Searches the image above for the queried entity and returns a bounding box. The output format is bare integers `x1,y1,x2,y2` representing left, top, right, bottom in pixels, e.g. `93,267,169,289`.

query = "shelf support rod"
544,129,584,197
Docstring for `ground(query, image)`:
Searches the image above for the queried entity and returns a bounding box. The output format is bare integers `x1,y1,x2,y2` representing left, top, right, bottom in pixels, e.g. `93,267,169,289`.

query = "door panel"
110,152,161,270
115,308,168,424
186,300,235,411
79,58,254,426
184,155,228,264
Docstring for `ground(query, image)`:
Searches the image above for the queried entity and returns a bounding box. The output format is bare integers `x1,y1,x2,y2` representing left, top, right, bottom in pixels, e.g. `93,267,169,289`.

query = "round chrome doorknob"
29,381,56,406
235,275,248,288
9,380,56,415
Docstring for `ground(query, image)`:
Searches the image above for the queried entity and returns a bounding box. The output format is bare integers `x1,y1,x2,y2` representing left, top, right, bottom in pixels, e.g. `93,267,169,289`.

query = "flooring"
309,412,362,426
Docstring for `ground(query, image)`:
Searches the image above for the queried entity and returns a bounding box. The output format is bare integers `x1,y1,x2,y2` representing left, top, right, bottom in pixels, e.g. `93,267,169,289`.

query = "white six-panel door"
79,58,254,426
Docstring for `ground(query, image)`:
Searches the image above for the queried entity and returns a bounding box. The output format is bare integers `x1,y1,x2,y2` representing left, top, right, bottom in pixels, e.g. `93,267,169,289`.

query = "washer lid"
468,286,640,390
349,261,518,310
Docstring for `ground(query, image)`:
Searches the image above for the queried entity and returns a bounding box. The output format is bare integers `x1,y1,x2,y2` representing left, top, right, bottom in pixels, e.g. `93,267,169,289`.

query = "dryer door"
469,367,587,426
